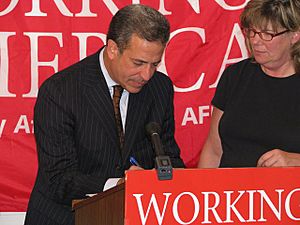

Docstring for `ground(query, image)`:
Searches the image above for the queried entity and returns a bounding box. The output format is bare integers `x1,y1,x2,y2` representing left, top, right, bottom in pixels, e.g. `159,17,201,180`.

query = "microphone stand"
146,123,173,180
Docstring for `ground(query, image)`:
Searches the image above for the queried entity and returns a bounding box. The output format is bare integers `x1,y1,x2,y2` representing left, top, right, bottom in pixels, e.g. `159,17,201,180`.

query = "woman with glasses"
198,0,300,168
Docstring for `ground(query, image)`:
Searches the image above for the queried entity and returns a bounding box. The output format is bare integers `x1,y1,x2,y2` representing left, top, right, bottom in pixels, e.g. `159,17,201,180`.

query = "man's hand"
117,165,144,185
117,178,125,185
128,165,144,170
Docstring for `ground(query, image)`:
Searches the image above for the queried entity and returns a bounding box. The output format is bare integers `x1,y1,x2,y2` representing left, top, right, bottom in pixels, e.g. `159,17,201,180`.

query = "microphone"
145,122,173,180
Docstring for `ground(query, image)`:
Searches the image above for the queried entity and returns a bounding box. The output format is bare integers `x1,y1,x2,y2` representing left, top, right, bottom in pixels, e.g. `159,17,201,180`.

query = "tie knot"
113,85,124,98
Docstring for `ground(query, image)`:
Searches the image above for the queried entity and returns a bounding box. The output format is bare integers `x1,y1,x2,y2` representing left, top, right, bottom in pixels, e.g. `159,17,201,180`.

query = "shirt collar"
99,47,118,88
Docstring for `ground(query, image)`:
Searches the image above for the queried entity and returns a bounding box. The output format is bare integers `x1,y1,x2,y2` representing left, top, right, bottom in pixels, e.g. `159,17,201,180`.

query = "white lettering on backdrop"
159,27,206,92
0,119,7,137
0,0,249,98
13,115,34,134
0,23,247,98
0,32,16,97
181,105,211,126
22,32,63,98
0,0,251,16
0,115,34,137
0,0,199,16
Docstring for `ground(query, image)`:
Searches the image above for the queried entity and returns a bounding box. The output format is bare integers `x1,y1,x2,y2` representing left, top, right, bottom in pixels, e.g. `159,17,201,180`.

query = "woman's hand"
257,149,300,167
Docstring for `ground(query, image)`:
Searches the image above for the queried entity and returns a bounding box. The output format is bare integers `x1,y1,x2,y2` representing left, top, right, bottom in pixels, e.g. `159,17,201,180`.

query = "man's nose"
140,64,154,81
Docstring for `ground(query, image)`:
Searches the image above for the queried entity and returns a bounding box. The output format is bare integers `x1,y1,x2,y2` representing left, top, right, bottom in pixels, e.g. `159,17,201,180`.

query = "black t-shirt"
212,58,300,167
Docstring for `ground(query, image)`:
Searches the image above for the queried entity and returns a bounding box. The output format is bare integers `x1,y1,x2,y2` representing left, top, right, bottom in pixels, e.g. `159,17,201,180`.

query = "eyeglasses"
242,28,289,41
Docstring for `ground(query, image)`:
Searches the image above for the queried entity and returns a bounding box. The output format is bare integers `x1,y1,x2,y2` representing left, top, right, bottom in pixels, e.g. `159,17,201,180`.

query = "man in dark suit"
24,4,185,225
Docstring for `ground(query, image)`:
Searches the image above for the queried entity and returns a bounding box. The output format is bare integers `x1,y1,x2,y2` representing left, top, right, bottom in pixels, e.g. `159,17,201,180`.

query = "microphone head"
145,122,161,137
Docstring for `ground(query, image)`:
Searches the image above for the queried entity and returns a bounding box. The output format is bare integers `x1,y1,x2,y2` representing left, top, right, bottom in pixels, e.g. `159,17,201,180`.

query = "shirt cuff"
103,178,120,191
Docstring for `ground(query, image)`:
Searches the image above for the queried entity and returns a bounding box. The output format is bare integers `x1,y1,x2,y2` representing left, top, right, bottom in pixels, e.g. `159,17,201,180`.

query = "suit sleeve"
34,78,107,204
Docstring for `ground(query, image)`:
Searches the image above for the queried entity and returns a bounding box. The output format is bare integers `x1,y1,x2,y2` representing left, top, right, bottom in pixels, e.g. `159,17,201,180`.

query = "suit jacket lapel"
82,51,119,149
122,85,153,163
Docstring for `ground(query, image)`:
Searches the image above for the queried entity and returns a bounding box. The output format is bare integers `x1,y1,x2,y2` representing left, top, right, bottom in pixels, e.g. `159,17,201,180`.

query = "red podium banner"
125,168,300,225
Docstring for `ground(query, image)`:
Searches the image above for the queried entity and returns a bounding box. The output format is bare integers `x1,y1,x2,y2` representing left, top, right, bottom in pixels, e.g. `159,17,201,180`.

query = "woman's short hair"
240,0,300,72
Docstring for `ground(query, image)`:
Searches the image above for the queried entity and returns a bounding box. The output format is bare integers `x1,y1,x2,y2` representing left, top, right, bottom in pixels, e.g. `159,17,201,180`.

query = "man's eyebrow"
132,58,147,63
131,58,161,64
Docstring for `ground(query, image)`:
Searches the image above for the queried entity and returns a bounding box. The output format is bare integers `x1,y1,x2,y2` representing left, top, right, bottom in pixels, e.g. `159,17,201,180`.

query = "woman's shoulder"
221,58,258,82
226,58,257,73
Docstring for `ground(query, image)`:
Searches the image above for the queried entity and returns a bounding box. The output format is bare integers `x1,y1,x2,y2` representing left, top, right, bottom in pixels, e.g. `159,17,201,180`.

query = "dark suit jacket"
24,50,185,225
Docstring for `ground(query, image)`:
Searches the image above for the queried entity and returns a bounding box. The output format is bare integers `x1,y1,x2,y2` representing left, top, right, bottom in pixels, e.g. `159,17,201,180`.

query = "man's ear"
291,31,300,44
106,39,119,59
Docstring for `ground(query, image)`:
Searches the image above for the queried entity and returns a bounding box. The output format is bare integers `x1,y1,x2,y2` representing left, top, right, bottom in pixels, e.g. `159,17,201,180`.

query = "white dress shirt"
99,48,129,131
99,48,128,191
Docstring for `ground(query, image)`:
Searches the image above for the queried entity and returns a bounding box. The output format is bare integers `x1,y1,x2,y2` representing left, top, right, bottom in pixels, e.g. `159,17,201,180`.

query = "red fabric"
125,168,300,224
0,0,248,211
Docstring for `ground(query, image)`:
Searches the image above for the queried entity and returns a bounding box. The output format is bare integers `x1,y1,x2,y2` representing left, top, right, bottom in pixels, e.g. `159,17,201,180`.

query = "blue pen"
130,156,142,167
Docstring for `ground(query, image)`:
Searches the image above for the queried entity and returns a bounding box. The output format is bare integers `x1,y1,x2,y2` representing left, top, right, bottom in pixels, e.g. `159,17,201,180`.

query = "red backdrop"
0,0,249,212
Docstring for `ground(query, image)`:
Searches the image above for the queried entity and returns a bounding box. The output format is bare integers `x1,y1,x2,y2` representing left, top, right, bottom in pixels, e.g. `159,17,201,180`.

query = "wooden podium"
73,168,300,225
73,183,125,225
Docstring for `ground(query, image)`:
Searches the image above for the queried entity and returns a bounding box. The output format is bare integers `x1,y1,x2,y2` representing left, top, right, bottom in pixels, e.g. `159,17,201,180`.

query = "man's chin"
126,86,143,93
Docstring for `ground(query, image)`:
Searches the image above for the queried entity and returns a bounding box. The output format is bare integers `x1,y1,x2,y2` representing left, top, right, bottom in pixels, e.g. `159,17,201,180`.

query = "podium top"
72,182,125,210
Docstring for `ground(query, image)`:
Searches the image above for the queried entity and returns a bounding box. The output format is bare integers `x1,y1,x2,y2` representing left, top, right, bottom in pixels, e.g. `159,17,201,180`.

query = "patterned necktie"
113,85,124,150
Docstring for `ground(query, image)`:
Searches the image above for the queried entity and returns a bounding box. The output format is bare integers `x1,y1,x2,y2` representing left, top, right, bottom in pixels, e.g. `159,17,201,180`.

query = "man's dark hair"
107,4,170,53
